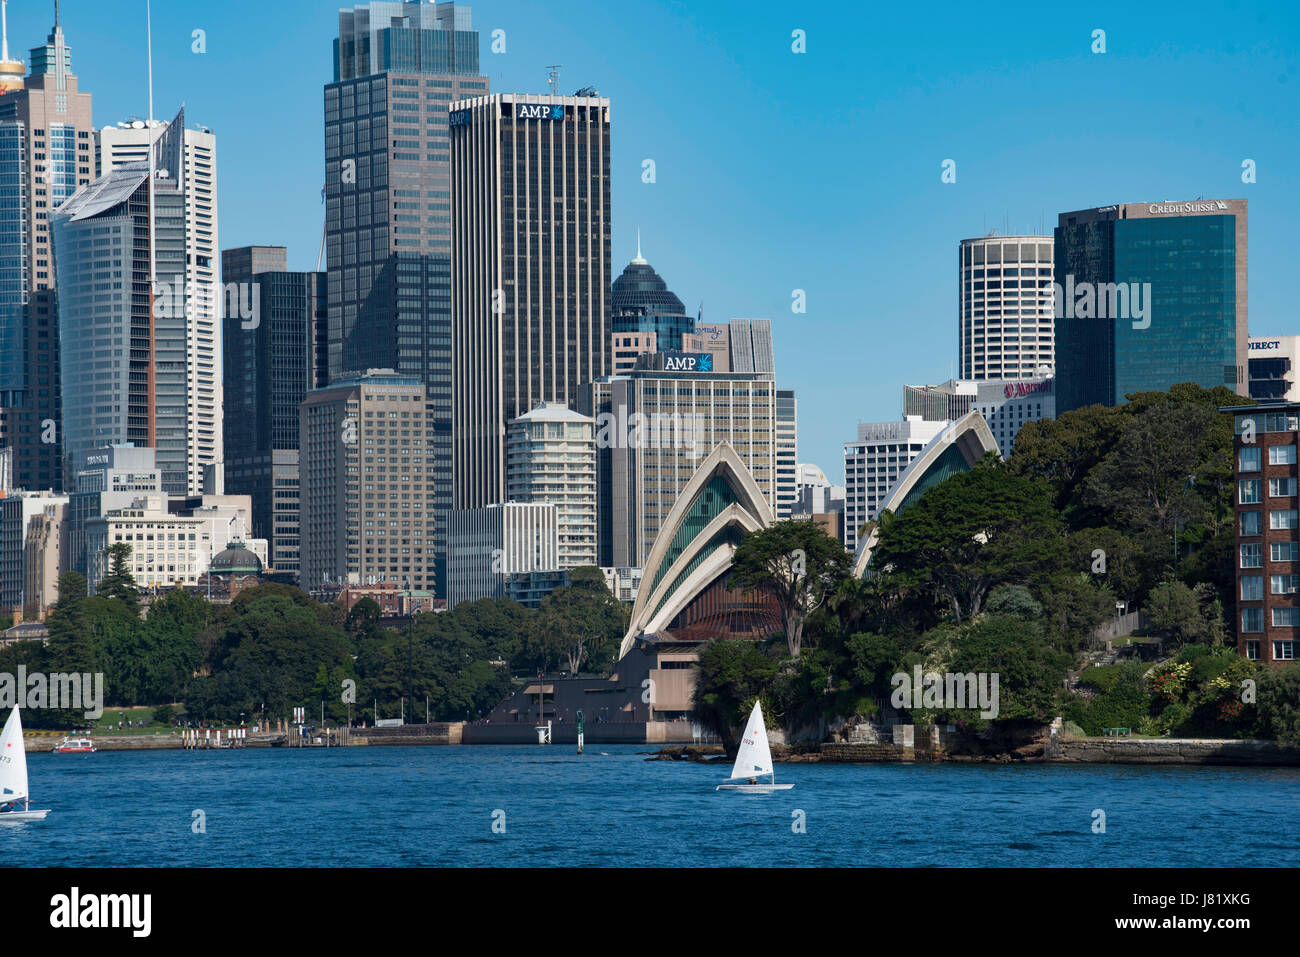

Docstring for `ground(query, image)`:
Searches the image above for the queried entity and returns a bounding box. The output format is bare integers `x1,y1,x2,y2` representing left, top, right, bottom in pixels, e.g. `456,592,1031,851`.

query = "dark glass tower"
221,246,327,581
324,1,487,597
610,240,694,351
1055,200,1248,413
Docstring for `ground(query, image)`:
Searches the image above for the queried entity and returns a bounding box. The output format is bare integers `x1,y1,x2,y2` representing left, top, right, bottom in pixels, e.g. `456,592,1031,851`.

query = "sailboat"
0,707,51,821
716,701,793,792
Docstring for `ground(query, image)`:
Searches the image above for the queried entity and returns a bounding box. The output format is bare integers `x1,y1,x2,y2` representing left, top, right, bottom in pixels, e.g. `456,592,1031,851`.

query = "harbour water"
5,746,1298,867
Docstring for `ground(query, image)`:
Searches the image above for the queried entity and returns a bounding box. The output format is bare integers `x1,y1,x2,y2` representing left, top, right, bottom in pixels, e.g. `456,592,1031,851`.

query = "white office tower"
959,234,1055,382
842,417,948,553
97,108,221,495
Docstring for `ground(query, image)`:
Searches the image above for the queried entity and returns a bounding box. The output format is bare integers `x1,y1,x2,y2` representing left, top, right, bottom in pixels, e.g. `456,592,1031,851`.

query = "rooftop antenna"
546,64,562,97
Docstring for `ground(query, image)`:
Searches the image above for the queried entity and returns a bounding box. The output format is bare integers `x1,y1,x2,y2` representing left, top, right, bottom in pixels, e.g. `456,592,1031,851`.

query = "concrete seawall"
1054,737,1300,766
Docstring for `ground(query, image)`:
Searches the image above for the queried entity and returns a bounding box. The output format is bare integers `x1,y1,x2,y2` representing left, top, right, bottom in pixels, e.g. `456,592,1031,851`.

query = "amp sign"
517,104,564,120
664,352,713,373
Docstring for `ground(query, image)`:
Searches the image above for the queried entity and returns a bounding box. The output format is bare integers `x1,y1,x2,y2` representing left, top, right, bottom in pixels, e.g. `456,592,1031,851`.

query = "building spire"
630,229,647,265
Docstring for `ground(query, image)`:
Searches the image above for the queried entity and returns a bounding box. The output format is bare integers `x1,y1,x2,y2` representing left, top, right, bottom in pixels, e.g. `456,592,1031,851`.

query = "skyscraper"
1054,199,1248,413
450,91,612,511
0,7,94,492
610,238,694,353
325,1,488,597
299,370,434,593
775,389,798,520
959,234,1055,381
53,161,187,490
221,246,327,581
97,108,221,495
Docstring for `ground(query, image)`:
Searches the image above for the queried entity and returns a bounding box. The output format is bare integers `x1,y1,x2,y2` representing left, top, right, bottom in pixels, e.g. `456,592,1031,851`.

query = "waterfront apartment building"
1247,336,1300,403
445,501,559,608
0,10,94,493
326,2,489,595
97,108,221,495
299,370,434,593
959,234,1055,382
221,245,327,581
843,417,948,553
1225,401,1300,666
505,402,597,569
53,161,188,492
450,92,612,510
904,377,1050,455
1055,200,1249,414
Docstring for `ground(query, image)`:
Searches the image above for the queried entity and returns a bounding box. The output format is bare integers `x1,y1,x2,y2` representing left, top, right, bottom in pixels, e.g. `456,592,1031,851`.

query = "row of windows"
1239,445,1297,470
1240,510,1298,534
1240,575,1300,598
1241,542,1300,566
1242,639,1295,659
1239,477,1298,502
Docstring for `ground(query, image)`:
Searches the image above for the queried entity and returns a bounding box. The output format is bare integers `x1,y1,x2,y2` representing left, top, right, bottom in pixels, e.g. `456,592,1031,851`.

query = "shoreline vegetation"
4,384,1300,757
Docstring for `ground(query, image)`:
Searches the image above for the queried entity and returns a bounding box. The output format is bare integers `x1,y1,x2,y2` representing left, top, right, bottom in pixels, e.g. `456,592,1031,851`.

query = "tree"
728,520,851,658
871,464,1066,623
97,542,140,612
529,571,628,675
1144,580,1206,648
1255,664,1300,744
694,639,780,745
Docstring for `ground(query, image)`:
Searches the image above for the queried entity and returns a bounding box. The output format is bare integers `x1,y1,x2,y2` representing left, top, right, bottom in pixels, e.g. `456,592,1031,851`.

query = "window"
1241,575,1264,600
1241,510,1261,535
1241,543,1263,568
1272,607,1300,627
1273,641,1296,661
1272,542,1299,562
1246,640,1261,660
1270,477,1298,497
1271,574,1299,595
1239,479,1261,504
1269,445,1297,465
1270,509,1298,530
1242,607,1264,632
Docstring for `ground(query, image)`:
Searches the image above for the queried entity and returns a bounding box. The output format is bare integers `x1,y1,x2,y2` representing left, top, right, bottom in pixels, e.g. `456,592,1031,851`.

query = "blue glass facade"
0,123,27,408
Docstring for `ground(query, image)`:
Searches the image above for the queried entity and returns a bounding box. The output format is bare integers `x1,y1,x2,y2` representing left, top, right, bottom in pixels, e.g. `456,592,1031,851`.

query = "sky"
12,0,1300,484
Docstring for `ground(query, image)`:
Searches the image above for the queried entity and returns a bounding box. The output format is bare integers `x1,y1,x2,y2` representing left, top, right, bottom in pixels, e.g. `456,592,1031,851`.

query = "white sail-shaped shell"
0,706,29,802
729,701,774,779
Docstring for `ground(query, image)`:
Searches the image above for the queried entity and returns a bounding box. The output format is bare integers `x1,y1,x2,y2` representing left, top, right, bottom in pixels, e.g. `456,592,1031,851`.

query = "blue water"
3,746,1298,867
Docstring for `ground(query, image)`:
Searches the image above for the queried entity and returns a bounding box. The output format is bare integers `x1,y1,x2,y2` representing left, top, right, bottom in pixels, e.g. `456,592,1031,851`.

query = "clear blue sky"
14,0,1299,484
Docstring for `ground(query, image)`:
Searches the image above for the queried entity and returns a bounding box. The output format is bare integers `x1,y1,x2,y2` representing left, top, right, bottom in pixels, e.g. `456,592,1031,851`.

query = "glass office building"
1055,200,1248,413
610,246,694,352
325,2,487,598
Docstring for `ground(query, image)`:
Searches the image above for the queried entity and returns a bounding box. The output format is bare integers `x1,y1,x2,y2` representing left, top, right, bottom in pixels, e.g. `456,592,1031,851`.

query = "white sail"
729,701,774,780
0,706,29,802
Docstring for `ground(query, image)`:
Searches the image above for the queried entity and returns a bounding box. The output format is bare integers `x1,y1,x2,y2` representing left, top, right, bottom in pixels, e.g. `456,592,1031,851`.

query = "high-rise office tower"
775,389,797,520
1055,199,1249,413
299,370,434,593
96,107,220,495
0,7,94,492
959,235,1055,381
610,237,694,353
506,402,597,569
53,161,188,490
450,91,612,510
221,246,327,581
843,418,949,553
326,1,488,597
